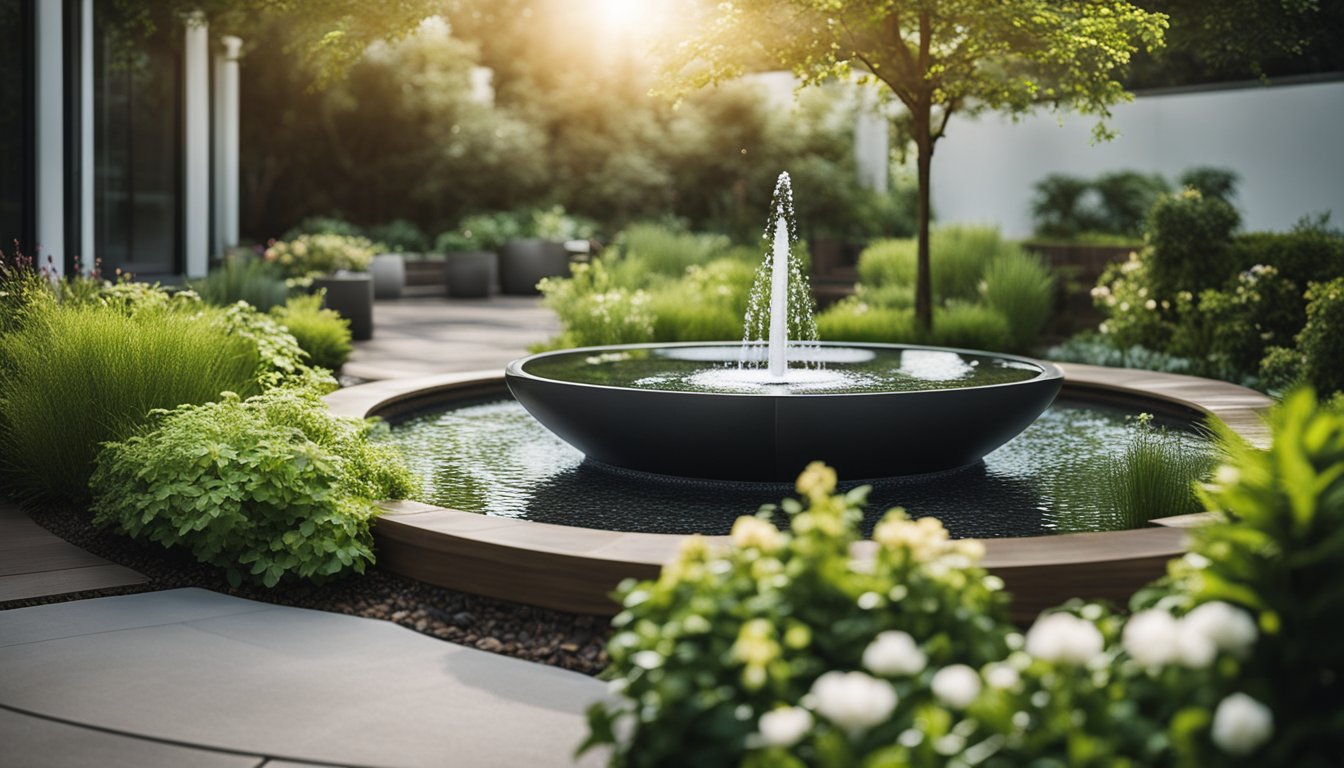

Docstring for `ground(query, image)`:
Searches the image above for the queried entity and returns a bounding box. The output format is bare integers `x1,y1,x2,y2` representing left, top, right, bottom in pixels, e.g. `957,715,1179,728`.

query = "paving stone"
0,708,262,768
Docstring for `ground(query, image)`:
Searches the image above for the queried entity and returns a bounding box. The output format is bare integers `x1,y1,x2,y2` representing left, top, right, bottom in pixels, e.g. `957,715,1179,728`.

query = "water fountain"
505,172,1064,482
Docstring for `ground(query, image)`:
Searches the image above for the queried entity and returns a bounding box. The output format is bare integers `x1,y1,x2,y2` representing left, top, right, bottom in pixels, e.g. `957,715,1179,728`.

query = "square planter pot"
498,239,569,295
370,253,407,300
444,250,496,298
313,272,374,341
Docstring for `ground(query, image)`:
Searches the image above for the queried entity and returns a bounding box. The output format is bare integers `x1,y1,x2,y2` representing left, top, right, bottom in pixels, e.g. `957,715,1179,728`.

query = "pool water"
379,397,1210,539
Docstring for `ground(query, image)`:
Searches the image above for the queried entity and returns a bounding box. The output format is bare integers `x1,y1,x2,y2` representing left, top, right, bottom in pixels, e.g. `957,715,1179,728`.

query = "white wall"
930,78,1344,238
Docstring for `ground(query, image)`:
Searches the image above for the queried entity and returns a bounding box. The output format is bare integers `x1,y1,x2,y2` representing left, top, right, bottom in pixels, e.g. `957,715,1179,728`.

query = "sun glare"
591,0,648,37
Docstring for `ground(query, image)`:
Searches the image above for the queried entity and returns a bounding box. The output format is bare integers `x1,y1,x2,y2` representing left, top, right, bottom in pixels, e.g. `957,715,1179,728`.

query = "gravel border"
8,503,612,676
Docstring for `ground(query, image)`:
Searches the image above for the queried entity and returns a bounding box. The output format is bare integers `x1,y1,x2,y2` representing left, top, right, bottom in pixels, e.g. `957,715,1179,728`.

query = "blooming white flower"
1211,693,1274,755
1184,601,1258,659
1025,612,1104,664
731,516,783,552
809,671,897,734
755,707,813,748
931,665,982,709
862,631,927,677
984,662,1021,690
1122,609,1181,668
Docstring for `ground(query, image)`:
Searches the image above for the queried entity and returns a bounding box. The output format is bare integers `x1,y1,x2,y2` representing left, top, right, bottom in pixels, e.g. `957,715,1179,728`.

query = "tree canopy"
666,0,1168,329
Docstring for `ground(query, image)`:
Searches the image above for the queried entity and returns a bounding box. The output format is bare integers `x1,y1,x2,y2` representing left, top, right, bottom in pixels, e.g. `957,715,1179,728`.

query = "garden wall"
929,76,1344,237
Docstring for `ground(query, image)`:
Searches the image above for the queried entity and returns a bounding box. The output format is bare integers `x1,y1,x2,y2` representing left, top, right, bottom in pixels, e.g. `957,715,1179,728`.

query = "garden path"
0,502,146,603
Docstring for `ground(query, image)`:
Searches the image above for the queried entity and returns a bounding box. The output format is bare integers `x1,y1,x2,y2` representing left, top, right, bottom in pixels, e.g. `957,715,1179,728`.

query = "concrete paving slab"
0,589,605,768
0,707,263,768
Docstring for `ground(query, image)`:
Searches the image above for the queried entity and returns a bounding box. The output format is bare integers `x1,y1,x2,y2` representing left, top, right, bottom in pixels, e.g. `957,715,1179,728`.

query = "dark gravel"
9,503,612,676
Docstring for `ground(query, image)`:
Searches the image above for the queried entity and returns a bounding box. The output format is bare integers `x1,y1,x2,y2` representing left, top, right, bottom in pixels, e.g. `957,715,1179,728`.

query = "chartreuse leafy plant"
270,292,353,373
90,386,416,588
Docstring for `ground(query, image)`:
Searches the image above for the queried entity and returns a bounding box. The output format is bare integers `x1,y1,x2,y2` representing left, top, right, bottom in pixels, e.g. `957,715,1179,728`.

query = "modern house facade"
1,0,241,280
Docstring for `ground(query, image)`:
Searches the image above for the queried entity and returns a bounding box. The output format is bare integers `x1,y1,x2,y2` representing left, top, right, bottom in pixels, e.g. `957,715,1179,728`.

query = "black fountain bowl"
505,342,1064,483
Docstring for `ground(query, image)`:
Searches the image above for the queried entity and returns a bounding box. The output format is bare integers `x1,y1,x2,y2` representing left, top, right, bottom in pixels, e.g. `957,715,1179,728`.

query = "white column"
212,35,241,256
35,0,64,276
854,88,889,195
182,12,210,278
79,0,94,275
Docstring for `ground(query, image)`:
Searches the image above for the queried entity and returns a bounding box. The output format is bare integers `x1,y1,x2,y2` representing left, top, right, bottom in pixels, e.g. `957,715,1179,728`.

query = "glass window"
0,0,31,253
95,4,180,275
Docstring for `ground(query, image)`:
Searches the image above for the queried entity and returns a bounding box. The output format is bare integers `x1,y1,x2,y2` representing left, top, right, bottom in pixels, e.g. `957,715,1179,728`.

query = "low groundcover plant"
89,386,416,587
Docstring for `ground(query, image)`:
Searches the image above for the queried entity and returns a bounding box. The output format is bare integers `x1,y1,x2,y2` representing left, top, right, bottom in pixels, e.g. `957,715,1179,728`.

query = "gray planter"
370,253,406,300
498,239,569,295
444,250,496,298
313,272,374,341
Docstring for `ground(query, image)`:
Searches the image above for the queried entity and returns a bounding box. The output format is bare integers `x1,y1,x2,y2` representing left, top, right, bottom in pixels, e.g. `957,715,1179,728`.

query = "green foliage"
612,224,734,285
537,259,655,349
1145,189,1242,299
1047,332,1197,375
0,301,263,503
282,215,363,240
1033,171,1172,239
981,250,1056,352
581,465,1011,765
434,212,525,252
1102,414,1215,530
858,226,1007,302
1165,390,1344,765
1297,279,1344,397
1179,167,1239,203
364,219,428,253
1031,173,1102,239
89,386,417,587
816,299,918,344
192,252,291,312
0,249,58,336
927,302,1014,351
526,205,597,242
1094,171,1172,237
270,292,353,373
263,234,378,280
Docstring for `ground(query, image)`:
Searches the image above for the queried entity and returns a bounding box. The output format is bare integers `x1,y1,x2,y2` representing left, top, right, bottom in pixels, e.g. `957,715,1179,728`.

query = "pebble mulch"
11,504,612,676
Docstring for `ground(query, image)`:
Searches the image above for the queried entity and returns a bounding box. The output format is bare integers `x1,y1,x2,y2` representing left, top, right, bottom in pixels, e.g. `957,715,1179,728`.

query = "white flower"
809,671,897,734
731,516,783,551
1122,609,1181,668
1025,612,1104,664
931,665,982,709
862,631,927,677
755,707,813,748
1175,619,1218,669
984,662,1020,690
1211,693,1274,755
1184,602,1258,659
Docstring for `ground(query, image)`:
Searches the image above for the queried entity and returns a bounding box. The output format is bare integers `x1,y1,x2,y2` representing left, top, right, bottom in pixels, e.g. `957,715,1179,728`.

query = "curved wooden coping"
327,365,1273,619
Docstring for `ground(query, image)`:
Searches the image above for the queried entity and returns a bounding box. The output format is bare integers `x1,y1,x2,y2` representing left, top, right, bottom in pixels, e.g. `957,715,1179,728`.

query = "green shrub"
364,219,427,252
537,259,655,348
526,205,597,242
1175,265,1302,380
582,465,1012,765
434,212,525,252
90,387,416,587
928,301,1013,351
282,215,363,241
1178,167,1239,203
816,298,917,343
1047,331,1197,375
854,282,915,310
270,293,353,373
1093,170,1170,238
1230,222,1344,300
1102,414,1214,530
192,252,291,312
1161,389,1344,765
0,302,263,503
263,233,379,280
613,223,733,285
1296,278,1344,397
0,250,58,336
980,249,1055,352
1145,188,1241,299
643,259,754,342
858,226,1009,302
1031,173,1101,239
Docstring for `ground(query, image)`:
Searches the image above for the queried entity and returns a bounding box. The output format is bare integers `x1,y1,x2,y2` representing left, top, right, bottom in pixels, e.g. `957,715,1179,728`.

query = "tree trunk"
914,104,933,333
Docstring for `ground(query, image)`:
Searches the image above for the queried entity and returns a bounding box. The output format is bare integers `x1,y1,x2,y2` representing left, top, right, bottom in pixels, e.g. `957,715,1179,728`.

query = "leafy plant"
928,302,1013,351
1145,188,1242,299
612,224,734,285
1031,173,1102,239
263,233,378,279
364,218,427,252
1162,389,1344,765
90,386,417,587
1093,170,1170,237
536,259,655,349
282,215,364,241
434,212,524,252
0,301,263,503
270,292,354,373
192,251,291,311
1178,167,1239,203
816,298,918,343
980,250,1055,352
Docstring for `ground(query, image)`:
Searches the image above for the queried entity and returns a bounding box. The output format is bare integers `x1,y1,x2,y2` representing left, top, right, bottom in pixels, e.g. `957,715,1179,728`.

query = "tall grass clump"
270,293,353,372
816,298,917,343
858,225,1011,301
981,248,1055,352
928,301,1013,350
192,253,291,311
1105,414,1215,529
610,223,733,286
0,303,263,503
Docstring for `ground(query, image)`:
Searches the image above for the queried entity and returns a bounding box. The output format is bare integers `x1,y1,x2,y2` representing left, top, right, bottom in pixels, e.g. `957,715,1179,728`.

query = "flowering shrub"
263,233,378,279
537,259,655,348
584,431,1344,765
